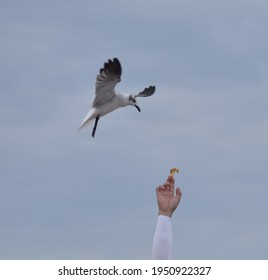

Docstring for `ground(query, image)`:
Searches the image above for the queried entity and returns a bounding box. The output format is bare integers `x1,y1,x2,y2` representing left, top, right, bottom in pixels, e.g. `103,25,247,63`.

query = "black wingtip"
148,85,156,95
99,58,122,77
136,85,156,97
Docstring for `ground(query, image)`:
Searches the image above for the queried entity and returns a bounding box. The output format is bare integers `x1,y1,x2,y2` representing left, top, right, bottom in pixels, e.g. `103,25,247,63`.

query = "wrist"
158,210,173,218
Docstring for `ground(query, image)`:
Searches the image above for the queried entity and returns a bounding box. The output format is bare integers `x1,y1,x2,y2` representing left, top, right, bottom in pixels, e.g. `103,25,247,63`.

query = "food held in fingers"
170,168,179,176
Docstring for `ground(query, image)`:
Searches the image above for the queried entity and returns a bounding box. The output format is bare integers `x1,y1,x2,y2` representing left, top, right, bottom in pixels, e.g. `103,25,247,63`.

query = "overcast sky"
1,0,268,260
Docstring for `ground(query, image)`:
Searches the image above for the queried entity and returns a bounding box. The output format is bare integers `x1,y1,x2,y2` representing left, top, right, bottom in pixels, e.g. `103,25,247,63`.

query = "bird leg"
92,115,100,138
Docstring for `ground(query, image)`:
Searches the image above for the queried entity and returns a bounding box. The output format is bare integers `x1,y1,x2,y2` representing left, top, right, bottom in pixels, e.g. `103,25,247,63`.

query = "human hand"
156,175,182,218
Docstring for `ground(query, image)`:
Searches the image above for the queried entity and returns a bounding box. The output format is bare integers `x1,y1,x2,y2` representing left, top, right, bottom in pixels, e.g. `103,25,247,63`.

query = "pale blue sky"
1,0,268,259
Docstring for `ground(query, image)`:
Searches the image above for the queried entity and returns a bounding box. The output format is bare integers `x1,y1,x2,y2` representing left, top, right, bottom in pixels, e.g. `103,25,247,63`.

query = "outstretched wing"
92,58,122,107
135,85,156,98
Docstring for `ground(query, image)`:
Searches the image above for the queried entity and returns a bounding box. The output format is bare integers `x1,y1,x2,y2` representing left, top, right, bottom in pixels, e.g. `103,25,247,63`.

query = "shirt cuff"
158,215,172,222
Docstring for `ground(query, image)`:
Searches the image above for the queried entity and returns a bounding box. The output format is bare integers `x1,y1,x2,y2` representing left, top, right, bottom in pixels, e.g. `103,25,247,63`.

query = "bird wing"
92,58,122,107
135,85,156,98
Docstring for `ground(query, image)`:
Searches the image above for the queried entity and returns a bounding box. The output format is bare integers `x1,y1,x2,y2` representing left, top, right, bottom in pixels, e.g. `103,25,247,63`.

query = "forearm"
152,215,173,260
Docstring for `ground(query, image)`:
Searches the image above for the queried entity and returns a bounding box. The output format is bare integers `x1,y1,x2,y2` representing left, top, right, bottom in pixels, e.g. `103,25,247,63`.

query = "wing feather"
93,58,122,107
135,85,156,98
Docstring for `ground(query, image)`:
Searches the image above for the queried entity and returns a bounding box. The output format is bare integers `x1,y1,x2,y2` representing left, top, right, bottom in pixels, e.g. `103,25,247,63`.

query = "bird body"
78,58,155,137
78,92,133,130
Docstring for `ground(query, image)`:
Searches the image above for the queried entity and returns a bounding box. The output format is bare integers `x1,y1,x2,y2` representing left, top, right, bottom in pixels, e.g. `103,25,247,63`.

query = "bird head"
129,95,141,112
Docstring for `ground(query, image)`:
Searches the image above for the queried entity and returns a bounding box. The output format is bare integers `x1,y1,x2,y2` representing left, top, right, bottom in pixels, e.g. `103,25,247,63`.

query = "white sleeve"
152,215,173,260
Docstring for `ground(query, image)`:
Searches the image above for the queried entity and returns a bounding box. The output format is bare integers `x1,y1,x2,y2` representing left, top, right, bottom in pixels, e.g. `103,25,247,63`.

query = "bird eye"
129,96,136,102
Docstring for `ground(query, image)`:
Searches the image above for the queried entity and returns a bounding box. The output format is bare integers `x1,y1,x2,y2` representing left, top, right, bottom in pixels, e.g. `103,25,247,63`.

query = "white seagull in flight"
78,58,156,138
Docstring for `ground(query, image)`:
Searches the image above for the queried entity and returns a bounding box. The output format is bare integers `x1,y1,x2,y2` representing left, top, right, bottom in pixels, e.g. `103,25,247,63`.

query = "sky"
1,0,268,260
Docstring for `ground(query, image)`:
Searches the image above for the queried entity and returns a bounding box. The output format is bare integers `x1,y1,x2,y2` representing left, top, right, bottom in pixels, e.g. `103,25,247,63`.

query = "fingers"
166,175,174,192
156,175,177,193
156,183,169,193
156,185,165,192
163,181,171,192
175,187,182,203
175,187,182,198
167,175,174,184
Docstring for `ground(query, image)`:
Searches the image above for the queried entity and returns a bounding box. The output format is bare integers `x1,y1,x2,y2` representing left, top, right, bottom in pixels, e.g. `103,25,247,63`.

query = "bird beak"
135,105,141,112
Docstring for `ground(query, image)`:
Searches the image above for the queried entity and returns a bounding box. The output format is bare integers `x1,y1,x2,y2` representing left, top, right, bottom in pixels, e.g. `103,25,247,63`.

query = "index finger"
167,175,175,190
167,175,175,183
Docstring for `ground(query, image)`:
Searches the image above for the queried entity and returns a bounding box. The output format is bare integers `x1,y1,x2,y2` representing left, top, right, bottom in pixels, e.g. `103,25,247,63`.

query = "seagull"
78,58,156,137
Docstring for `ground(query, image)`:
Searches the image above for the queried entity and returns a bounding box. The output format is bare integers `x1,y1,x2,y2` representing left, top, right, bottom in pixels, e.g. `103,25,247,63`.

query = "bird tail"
77,108,96,131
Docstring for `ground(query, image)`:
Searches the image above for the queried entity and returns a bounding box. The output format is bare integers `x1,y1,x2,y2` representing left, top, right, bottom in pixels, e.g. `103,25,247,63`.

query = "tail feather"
78,108,96,131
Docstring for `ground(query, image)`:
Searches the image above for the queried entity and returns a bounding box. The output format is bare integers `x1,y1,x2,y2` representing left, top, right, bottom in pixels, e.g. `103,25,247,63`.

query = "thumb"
175,187,182,200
